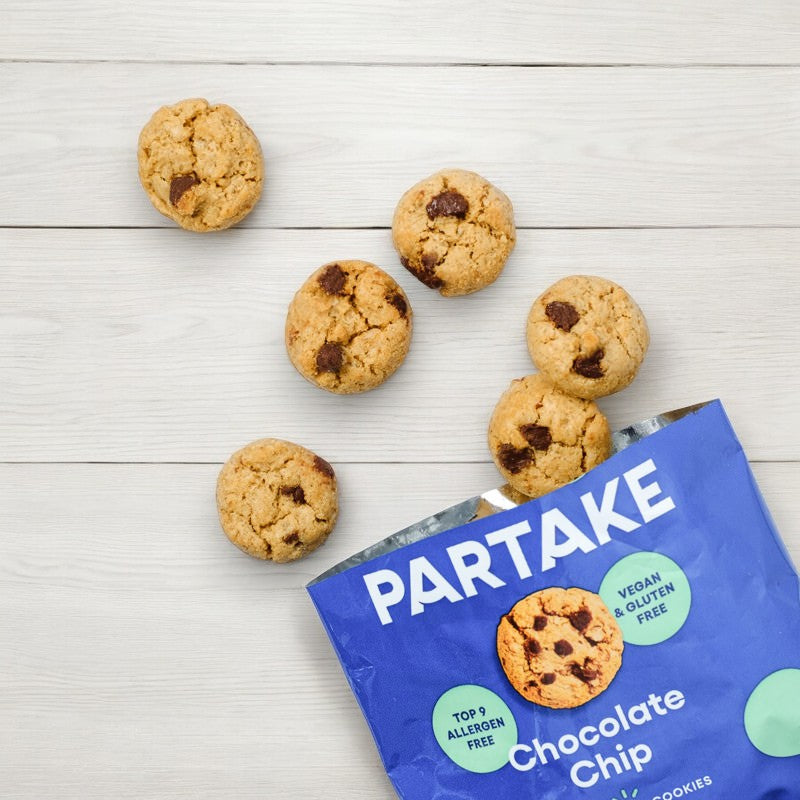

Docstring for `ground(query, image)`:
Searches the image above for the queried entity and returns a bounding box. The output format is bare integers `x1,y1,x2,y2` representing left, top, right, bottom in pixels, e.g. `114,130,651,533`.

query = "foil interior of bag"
309,402,711,587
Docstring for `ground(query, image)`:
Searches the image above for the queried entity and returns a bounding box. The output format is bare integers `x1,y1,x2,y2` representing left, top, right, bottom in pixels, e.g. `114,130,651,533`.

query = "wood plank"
1,64,799,228
3,1,800,65
2,227,800,462
0,462,499,800
1,461,798,798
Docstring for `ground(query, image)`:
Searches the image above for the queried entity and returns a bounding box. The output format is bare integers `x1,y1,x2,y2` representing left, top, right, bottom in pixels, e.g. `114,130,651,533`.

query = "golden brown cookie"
216,439,337,562
527,275,649,399
391,169,515,296
497,587,624,709
488,374,610,498
138,98,263,232
285,260,412,394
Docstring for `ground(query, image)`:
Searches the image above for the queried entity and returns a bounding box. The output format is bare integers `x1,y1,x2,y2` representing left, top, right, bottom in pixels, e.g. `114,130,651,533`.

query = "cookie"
527,275,649,399
138,98,264,232
497,587,624,709
488,374,610,498
285,260,412,394
391,169,515,296
216,438,337,562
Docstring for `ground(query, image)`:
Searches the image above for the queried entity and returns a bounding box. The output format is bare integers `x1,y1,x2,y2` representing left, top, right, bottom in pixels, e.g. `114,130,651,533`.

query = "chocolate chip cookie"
391,169,516,296
527,275,649,399
488,374,610,498
285,260,412,394
216,438,337,562
497,587,624,709
138,98,263,232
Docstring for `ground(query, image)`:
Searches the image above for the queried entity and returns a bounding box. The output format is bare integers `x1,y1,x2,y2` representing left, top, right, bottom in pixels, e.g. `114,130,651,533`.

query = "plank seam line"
3,225,800,232
2,59,800,68
0,460,796,466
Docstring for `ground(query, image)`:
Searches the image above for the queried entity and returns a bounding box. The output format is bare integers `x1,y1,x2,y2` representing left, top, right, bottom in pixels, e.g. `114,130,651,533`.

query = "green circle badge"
744,669,800,757
432,684,518,773
599,552,691,645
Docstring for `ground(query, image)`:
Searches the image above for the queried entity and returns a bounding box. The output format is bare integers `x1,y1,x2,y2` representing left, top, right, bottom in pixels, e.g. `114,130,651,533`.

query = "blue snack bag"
308,401,800,798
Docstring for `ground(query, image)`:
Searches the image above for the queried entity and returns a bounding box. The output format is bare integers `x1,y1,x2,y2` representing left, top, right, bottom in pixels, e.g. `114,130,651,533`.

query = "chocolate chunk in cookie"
571,663,599,683
316,342,344,374
519,423,552,451
281,485,306,504
386,291,408,317
545,301,580,332
318,263,347,295
313,456,335,479
573,350,605,379
169,174,200,206
426,190,469,220
554,640,574,656
402,252,444,290
496,443,532,474
570,609,593,632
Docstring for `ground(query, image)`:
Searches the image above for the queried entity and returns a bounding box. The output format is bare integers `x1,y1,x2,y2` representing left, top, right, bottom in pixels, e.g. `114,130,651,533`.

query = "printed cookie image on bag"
497,587,623,709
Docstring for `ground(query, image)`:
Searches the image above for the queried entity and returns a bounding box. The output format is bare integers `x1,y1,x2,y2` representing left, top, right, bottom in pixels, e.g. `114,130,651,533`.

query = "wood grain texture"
1,461,798,799
2,2,800,794
1,64,799,228
3,1,800,64
3,227,800,463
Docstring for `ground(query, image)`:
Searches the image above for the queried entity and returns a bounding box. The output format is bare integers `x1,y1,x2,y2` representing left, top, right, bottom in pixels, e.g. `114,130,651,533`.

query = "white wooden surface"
3,64,800,228
2,3,800,798
5,1,800,64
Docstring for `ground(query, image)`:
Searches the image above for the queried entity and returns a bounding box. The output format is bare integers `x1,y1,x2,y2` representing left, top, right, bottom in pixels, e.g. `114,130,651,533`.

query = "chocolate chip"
318,263,346,295
554,640,574,657
426,190,469,220
316,342,344,373
526,680,538,688
496,444,532,474
387,291,408,317
573,350,605,379
280,485,306,504
545,301,580,332
400,253,444,290
313,455,335,480
571,663,598,683
519,423,552,451
282,532,301,545
541,673,556,685
533,615,548,631
418,252,444,289
169,174,200,206
569,609,593,631
525,639,541,656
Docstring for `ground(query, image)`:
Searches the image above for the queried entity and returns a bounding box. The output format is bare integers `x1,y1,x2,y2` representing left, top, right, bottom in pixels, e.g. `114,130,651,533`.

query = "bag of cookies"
308,401,800,798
